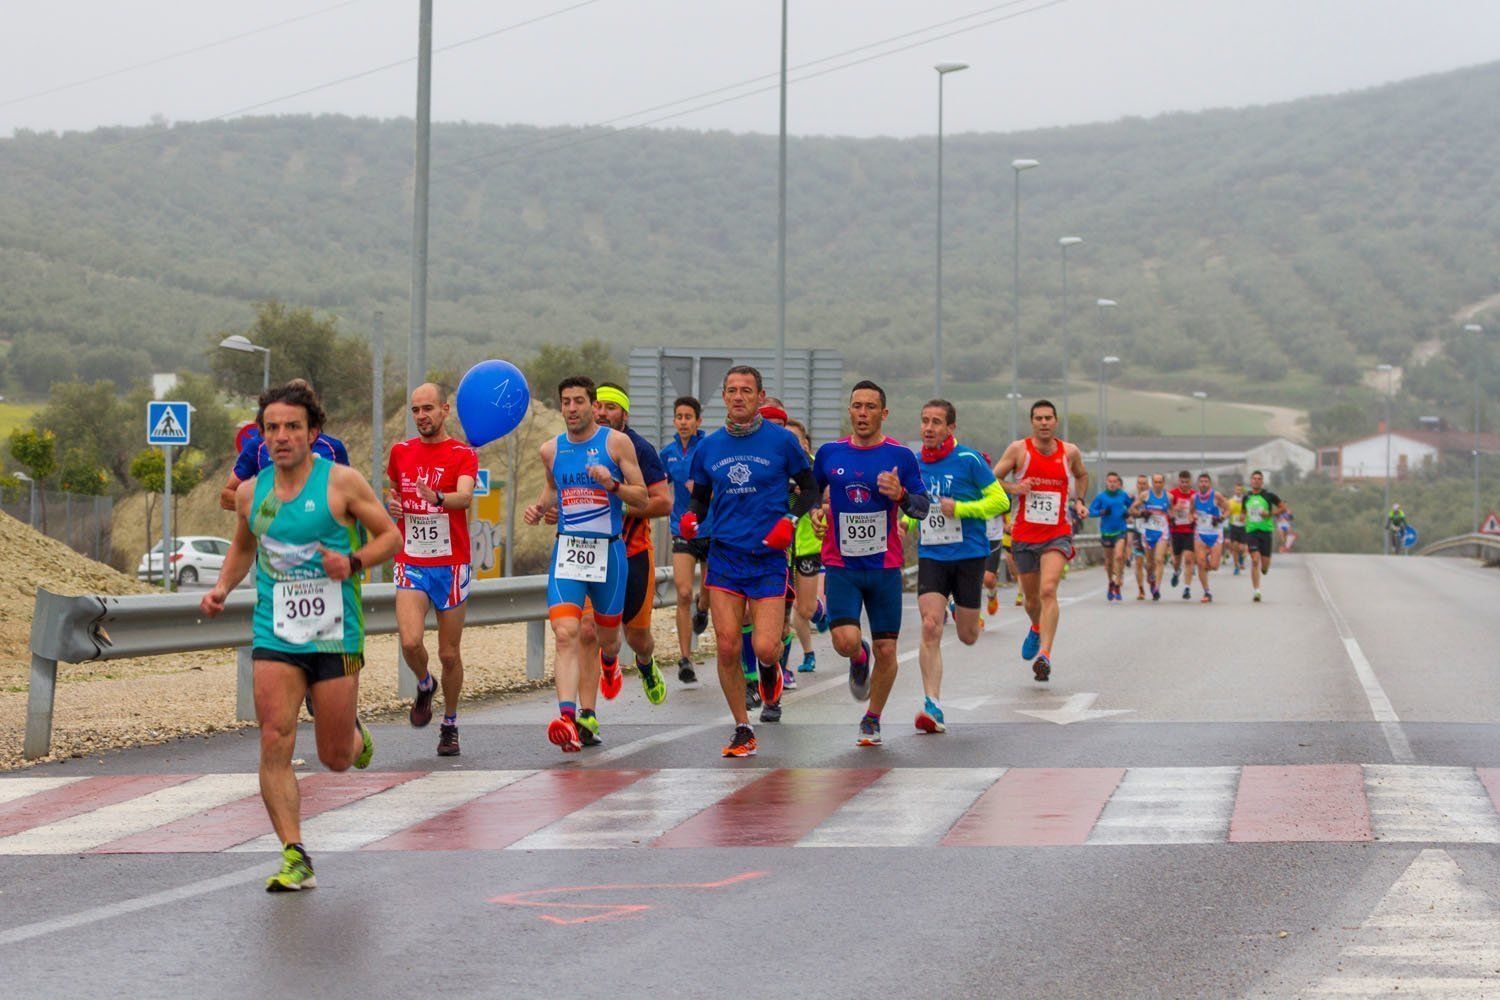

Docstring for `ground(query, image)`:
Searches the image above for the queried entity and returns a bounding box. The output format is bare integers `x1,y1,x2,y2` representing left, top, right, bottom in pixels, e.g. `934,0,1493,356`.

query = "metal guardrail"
25,568,673,760
1417,532,1500,562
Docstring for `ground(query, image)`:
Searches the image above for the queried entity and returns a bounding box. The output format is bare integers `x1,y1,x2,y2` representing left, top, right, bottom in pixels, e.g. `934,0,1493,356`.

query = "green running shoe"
575,710,602,747
638,657,668,705
266,844,316,892
354,718,374,770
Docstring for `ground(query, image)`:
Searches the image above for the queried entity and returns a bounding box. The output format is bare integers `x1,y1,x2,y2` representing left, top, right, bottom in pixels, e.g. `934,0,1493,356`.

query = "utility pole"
407,0,433,440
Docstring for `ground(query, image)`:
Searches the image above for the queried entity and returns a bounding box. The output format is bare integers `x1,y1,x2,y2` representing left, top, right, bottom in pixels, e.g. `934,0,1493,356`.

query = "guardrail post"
235,647,255,722
23,654,58,760
526,619,546,682
397,648,417,700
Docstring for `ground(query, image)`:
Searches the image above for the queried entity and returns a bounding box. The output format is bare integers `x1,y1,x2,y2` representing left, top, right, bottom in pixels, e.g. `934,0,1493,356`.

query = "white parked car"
137,536,232,586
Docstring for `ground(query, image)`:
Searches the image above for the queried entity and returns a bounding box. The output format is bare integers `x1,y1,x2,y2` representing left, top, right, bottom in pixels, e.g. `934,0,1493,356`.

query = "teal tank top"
250,456,364,654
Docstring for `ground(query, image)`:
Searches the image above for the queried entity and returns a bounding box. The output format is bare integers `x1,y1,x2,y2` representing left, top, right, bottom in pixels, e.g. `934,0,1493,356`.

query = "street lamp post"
1005,392,1024,442
1010,158,1039,440
1463,323,1485,534
933,61,969,396
1192,391,1208,470
1096,298,1117,352
1058,236,1083,439
775,0,789,398
1099,356,1119,482
408,0,433,440
1378,363,1394,555
218,334,271,391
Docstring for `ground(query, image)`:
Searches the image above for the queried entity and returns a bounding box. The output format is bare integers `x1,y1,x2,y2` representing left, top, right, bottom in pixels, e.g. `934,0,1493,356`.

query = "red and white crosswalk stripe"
2,765,1500,854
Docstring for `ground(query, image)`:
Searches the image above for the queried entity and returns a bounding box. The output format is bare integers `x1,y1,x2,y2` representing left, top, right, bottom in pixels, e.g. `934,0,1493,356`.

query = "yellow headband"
596,386,630,411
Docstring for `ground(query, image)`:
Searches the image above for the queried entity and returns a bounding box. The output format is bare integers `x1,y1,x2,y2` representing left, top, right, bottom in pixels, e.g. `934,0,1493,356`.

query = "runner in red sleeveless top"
992,399,1089,682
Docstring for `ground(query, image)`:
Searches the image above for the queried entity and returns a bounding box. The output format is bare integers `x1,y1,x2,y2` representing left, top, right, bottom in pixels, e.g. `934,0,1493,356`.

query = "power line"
0,0,371,110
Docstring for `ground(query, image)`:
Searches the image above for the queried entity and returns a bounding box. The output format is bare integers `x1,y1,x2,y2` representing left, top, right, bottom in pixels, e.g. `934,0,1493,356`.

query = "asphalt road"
3,553,1499,998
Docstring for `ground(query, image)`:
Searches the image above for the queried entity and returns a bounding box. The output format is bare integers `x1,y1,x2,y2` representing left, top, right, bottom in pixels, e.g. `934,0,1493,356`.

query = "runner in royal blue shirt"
218,380,349,511
659,395,709,684
812,380,929,748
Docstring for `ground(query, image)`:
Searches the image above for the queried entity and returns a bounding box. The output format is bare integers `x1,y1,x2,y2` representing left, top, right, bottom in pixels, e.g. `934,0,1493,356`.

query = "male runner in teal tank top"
202,382,399,892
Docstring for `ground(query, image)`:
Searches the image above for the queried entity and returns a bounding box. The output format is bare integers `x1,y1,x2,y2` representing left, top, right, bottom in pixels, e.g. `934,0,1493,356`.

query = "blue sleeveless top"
553,425,624,538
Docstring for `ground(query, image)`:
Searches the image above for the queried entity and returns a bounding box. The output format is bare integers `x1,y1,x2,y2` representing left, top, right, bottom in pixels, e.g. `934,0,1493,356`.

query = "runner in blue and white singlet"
1191,472,1229,603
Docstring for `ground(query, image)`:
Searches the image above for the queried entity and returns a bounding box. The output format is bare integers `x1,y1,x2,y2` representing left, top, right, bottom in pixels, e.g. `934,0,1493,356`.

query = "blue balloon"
456,360,531,447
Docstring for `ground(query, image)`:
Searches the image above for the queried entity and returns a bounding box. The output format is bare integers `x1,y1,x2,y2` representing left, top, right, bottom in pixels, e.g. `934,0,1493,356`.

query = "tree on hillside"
57,451,110,496
129,447,201,562
523,340,625,399
9,427,57,530
210,301,371,417
32,381,133,484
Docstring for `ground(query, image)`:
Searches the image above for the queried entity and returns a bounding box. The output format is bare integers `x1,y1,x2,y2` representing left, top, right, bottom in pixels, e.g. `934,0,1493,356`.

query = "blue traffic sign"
1401,525,1418,549
147,401,191,446
474,469,491,496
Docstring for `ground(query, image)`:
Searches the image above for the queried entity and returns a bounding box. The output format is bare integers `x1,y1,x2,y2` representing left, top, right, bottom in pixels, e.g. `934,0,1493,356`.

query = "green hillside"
1,62,1497,416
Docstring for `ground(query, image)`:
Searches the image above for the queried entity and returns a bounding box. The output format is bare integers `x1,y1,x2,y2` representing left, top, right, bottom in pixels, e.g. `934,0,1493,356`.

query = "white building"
1080,435,1315,485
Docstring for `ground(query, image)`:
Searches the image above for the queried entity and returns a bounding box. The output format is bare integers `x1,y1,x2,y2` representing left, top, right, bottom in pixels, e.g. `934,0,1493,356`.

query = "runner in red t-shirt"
384,382,479,757
1167,469,1199,599
993,399,1089,683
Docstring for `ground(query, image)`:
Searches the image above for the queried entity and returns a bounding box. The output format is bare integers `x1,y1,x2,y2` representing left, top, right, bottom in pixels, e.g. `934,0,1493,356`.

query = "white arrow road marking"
1014,692,1134,725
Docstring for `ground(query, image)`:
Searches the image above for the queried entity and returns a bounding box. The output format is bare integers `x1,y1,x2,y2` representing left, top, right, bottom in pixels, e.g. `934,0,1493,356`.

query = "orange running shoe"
986,593,999,616
547,715,582,752
721,725,757,758
599,653,623,700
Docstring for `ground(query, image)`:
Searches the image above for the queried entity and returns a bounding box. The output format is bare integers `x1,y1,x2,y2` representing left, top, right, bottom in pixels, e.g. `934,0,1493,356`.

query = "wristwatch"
434,490,445,507
349,554,364,575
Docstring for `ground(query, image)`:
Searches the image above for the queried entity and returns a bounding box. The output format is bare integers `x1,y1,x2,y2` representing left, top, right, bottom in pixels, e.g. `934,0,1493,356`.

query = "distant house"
1319,428,1500,481
1080,435,1315,485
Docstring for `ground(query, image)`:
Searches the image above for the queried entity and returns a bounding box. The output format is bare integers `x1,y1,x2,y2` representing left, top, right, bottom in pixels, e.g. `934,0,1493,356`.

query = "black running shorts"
917,556,986,609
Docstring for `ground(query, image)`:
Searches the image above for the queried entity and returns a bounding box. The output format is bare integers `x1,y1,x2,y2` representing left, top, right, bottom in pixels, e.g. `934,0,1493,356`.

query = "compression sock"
417,674,436,693
442,713,456,727
741,626,756,680
558,701,576,719
780,633,793,669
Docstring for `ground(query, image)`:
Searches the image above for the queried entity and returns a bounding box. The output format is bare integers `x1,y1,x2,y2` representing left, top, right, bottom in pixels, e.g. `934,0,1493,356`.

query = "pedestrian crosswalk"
1,764,1498,854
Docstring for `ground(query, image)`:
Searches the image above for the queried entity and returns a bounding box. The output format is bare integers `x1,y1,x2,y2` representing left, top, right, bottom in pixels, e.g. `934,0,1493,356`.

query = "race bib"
1171,503,1192,525
1195,511,1218,533
921,507,963,546
404,513,452,558
554,535,608,582
839,511,887,557
1024,490,1063,526
986,515,1007,541
1147,513,1168,534
273,578,343,646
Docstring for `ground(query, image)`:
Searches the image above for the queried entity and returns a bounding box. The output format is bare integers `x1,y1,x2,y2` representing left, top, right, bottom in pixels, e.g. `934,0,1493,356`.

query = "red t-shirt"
1168,487,1196,534
386,437,480,567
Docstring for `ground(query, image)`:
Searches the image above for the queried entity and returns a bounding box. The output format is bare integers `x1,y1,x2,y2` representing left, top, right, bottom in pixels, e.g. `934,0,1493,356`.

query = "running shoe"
812,599,830,633
599,654,623,700
759,699,782,723
575,710,602,747
1182,586,1191,600
782,666,797,691
1021,626,1041,661
1232,564,1241,576
914,699,946,734
722,724,757,758
1253,590,1262,603
354,718,374,770
797,651,817,673
677,656,698,684
410,675,436,728
547,714,582,753
265,844,316,893
1151,587,1161,602
987,592,1000,616
1200,592,1213,604
692,606,709,636
437,722,460,757
1033,653,1052,683
856,716,882,746
848,639,872,701
745,682,762,711
638,658,668,705
1014,592,1023,607
758,659,784,707
1170,570,1180,588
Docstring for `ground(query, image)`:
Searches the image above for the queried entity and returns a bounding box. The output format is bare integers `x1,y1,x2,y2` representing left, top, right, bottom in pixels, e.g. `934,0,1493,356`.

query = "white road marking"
509,769,761,850
1087,766,1240,845
1014,692,1134,725
1307,557,1415,764
0,774,259,855
0,776,85,805
1364,765,1500,843
1305,849,1500,996
799,767,1006,848
231,770,531,853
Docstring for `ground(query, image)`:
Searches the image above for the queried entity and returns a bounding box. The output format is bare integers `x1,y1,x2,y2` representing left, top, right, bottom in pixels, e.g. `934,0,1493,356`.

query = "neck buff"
726,413,763,437
921,435,957,464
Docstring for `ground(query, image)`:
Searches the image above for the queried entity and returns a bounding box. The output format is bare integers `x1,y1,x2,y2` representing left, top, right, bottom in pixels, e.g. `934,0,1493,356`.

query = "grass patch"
0,401,41,440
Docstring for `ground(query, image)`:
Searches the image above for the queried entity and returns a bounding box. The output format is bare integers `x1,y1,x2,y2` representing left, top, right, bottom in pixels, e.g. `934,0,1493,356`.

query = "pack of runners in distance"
196,369,1291,891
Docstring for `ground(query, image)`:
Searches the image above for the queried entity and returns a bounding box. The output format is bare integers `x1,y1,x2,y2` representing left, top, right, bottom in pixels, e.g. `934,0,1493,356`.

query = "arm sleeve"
688,480,713,519
897,451,930,519
954,479,1011,520
788,468,819,518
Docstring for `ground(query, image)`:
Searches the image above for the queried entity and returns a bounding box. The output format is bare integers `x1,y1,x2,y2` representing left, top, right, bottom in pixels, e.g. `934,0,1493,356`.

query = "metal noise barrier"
24,568,674,760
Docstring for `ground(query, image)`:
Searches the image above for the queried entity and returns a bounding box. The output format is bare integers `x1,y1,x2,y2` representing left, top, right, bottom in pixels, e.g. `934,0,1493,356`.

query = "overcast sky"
2,0,1497,139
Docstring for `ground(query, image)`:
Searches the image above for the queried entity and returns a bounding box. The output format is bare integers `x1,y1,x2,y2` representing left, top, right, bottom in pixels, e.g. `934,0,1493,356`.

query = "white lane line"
1087,766,1240,845
509,769,761,850
799,767,1006,848
0,774,259,856
1364,765,1500,843
1307,557,1415,764
231,770,531,853
1305,849,1500,996
0,776,86,805
0,864,267,946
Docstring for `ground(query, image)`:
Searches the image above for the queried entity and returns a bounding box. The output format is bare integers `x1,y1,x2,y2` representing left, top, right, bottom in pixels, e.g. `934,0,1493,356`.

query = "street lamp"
218,334,271,391
1377,363,1394,555
1058,236,1084,439
1099,356,1120,482
1192,391,1208,470
933,61,969,396
775,0,790,398
1463,323,1486,534
1010,157,1039,440
1005,391,1024,441
1096,298,1117,350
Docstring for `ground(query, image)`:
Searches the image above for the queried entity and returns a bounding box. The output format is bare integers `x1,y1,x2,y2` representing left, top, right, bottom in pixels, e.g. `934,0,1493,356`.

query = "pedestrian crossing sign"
474,469,491,496
147,401,191,446
1481,511,1500,536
